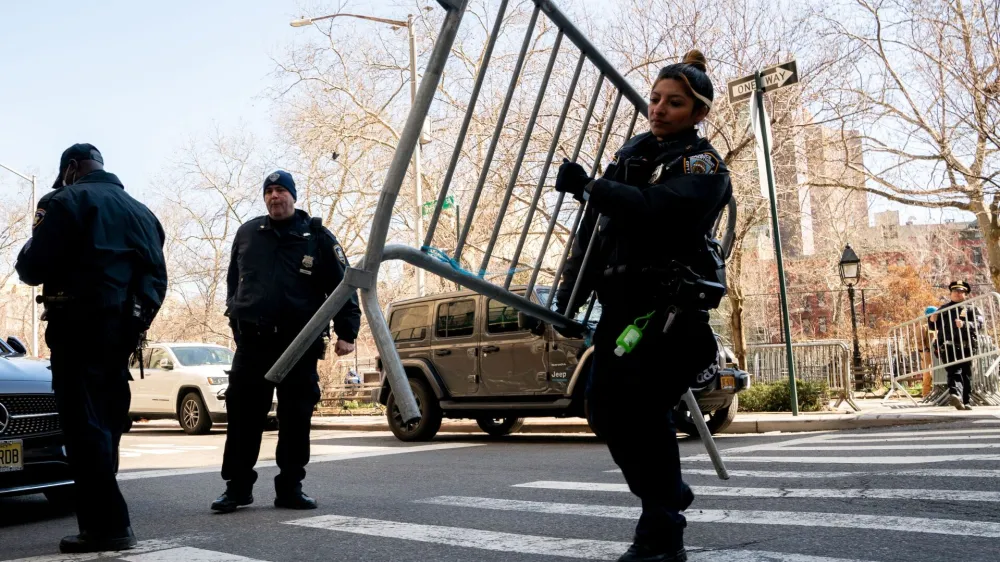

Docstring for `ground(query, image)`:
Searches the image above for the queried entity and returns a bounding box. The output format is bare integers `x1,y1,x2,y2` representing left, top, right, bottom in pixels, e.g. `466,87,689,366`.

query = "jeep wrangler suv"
376,286,749,441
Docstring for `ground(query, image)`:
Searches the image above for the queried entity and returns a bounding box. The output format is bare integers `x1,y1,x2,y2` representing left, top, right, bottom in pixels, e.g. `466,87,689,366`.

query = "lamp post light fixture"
291,9,431,297
839,244,864,403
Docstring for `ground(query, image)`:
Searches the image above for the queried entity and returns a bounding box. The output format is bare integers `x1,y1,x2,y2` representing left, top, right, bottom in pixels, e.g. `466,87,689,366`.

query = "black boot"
59,527,137,553
211,490,254,513
274,490,318,509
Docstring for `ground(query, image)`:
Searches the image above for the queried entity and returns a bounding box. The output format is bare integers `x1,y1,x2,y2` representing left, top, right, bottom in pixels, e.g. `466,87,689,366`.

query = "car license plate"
0,440,23,472
721,375,735,391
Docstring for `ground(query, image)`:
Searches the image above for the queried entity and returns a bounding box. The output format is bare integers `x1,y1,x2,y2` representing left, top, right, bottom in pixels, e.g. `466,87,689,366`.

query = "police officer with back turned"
553,50,731,562
213,170,361,513
16,143,168,554
933,280,979,410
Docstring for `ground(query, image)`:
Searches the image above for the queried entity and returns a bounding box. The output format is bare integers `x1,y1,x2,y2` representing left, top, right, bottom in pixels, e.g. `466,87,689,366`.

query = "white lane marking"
285,514,628,559
123,547,268,562
4,539,187,562
285,514,879,562
822,434,1000,443
675,468,1000,478
683,454,1000,464
514,481,1000,502
116,442,482,481
973,419,1000,424
823,428,1000,438
754,443,1000,451
419,496,1000,538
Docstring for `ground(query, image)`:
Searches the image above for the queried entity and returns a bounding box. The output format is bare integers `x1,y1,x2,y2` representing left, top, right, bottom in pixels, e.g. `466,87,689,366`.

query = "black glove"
555,159,590,201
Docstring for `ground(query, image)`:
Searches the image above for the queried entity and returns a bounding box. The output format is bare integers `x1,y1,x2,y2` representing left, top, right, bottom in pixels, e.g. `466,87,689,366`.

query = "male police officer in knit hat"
213,170,361,512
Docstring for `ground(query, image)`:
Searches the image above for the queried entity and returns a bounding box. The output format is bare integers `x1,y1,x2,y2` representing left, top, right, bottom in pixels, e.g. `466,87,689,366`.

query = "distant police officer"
553,51,731,562
16,143,168,553
213,170,361,512
933,281,979,410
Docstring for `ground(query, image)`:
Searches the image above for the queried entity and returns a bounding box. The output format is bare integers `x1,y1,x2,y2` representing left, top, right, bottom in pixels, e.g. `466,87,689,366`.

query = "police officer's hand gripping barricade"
262,0,734,479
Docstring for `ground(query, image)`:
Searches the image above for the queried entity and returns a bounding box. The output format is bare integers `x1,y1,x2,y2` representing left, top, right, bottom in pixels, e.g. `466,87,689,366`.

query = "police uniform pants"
46,313,135,536
221,330,321,496
946,361,973,405
585,310,717,546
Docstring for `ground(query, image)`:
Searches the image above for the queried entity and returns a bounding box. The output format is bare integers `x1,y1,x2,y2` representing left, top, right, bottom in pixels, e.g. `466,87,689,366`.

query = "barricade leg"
681,390,729,480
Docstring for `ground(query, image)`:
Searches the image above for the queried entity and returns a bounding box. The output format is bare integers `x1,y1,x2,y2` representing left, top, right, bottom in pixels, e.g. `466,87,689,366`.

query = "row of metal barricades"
883,292,1000,406
748,340,858,411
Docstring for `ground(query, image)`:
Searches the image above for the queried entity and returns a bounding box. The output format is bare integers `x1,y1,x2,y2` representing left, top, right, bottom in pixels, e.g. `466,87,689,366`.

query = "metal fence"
748,340,857,410
259,0,738,478
883,292,1000,405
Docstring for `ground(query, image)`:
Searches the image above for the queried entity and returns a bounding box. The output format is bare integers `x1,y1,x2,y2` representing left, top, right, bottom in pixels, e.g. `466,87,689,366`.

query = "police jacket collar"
261,209,310,231
74,170,125,189
652,128,700,147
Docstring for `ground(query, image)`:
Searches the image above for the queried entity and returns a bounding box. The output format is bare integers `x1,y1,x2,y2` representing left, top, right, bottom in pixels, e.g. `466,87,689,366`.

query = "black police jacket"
934,300,981,360
225,209,361,343
15,170,168,317
554,128,732,317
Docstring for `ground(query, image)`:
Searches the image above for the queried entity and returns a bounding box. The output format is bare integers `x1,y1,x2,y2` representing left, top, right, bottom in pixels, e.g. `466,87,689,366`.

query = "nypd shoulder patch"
683,152,720,175
333,244,347,265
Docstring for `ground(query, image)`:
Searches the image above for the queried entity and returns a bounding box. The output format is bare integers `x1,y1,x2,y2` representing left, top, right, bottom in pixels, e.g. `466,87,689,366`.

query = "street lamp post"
291,11,427,297
838,244,864,404
0,163,38,357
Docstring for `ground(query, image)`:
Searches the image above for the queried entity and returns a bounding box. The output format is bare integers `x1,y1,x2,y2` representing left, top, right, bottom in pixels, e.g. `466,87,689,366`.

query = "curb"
311,415,971,435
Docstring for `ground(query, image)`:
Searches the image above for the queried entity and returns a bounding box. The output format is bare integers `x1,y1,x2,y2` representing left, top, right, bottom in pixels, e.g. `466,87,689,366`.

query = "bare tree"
814,0,1000,287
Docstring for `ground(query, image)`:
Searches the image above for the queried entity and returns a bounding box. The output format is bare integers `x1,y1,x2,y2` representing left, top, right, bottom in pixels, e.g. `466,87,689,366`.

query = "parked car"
375,287,750,441
0,336,75,507
127,342,277,435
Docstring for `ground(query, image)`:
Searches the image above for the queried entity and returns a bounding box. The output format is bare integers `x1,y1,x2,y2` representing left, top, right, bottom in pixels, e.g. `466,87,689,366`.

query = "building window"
972,247,984,265
818,317,828,334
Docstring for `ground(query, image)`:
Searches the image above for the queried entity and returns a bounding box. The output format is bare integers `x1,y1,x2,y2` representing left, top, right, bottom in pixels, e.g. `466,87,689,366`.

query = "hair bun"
682,49,708,72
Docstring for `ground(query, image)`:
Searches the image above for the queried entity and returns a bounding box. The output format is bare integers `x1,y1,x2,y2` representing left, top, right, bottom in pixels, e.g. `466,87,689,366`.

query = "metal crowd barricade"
749,340,857,411
884,292,1000,406
261,0,738,478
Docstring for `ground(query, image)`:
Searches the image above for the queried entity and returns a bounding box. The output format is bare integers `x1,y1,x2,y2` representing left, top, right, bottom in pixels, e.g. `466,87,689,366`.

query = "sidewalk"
311,399,1000,435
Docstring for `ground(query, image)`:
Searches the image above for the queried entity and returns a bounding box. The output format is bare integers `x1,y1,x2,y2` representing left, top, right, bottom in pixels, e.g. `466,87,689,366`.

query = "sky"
0,0,974,226
0,1,367,203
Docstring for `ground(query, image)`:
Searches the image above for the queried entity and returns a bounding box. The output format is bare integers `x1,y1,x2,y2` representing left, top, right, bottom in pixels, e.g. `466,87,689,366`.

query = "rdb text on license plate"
0,440,24,472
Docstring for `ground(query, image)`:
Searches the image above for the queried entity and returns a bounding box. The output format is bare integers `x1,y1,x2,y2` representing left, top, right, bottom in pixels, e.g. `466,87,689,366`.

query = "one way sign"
727,60,799,104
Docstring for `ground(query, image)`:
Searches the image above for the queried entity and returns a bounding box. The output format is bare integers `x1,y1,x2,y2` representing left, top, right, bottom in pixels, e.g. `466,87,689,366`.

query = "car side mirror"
518,312,544,334
159,360,174,370
6,336,27,355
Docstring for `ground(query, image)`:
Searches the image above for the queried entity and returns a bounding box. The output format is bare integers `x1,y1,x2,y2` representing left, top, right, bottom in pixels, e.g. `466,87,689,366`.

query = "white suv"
127,342,277,435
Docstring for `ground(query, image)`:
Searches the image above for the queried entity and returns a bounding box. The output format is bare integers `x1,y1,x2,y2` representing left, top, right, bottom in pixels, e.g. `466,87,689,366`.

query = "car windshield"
170,346,234,366
0,339,12,357
533,287,602,326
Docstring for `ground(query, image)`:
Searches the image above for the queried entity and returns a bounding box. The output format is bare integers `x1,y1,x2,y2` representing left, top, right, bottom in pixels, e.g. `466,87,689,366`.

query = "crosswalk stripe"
974,419,1000,424
116,442,482,481
514,481,1000,502
123,547,268,562
683,454,1000,464
284,514,880,562
418,496,1000,538
285,514,629,559
661,468,1000,478
749,443,1000,451
823,434,1000,443
821,428,1000,437
3,539,188,562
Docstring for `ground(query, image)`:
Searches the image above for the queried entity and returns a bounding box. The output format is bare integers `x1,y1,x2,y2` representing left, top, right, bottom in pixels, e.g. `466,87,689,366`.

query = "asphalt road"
3,419,1000,562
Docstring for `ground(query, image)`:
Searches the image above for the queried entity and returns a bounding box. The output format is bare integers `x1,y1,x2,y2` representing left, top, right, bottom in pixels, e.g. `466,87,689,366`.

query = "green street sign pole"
754,70,799,415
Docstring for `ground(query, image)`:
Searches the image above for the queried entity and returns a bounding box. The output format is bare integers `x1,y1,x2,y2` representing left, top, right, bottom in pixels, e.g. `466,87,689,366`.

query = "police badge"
302,255,314,268
649,163,666,184
268,172,280,182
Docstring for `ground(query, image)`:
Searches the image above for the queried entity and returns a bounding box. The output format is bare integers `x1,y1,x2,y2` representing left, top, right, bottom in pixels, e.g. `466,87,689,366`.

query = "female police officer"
553,50,731,562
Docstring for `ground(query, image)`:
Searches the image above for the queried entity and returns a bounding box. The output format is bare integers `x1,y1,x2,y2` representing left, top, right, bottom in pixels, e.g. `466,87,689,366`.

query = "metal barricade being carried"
884,292,1000,406
262,0,739,478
